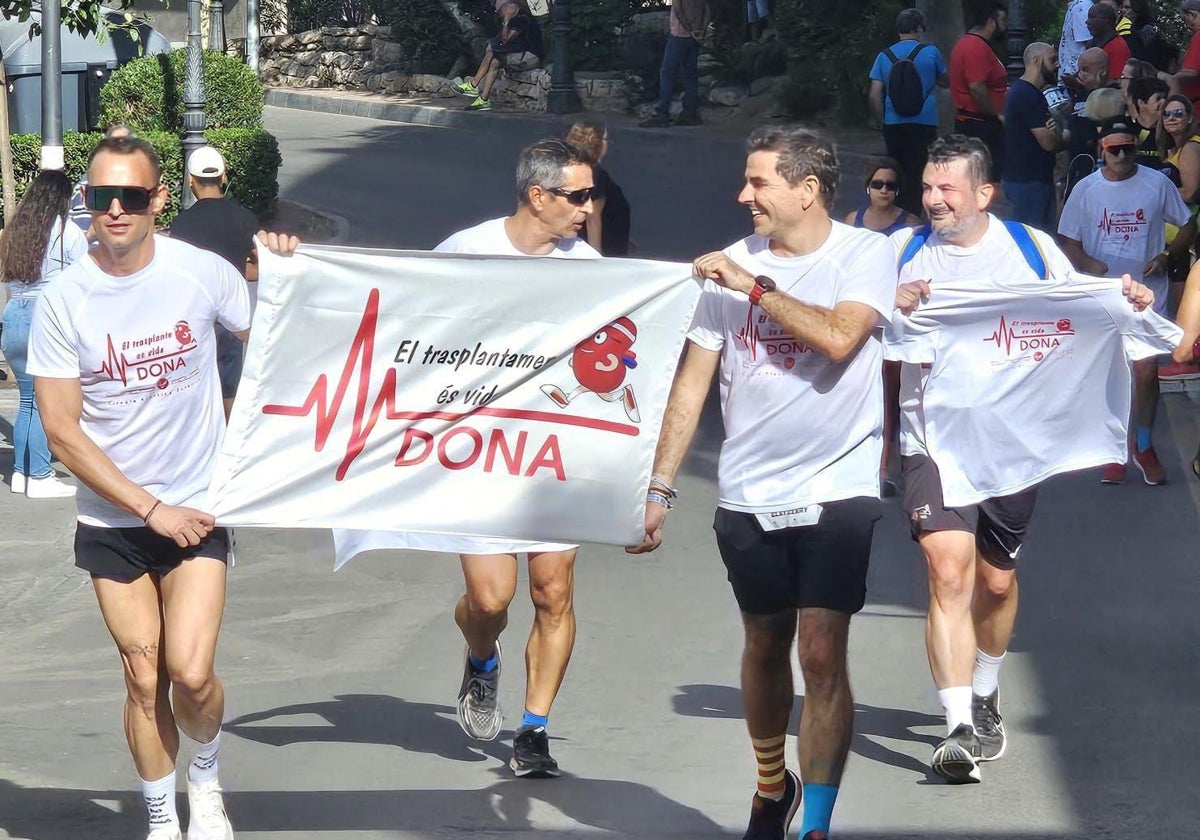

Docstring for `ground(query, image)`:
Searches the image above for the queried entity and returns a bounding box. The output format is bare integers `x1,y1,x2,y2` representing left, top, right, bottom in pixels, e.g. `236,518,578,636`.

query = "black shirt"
1003,79,1056,183
581,166,631,257
169,196,259,277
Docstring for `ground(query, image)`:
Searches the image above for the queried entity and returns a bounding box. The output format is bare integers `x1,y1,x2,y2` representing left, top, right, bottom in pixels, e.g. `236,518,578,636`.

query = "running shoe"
1158,361,1200,381
1132,446,1167,485
638,113,670,127
510,725,561,778
972,690,1006,762
454,79,479,97
931,724,982,784
673,111,702,126
1100,463,1126,484
146,829,182,840
466,97,492,111
742,768,800,839
186,775,234,840
457,642,503,740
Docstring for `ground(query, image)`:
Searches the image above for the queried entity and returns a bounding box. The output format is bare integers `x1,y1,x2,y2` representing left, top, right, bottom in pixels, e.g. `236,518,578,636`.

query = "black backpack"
884,43,932,117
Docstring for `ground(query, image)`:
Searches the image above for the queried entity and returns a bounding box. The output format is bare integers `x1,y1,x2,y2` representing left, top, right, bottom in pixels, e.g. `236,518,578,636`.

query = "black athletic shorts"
901,453,1038,571
713,497,881,616
75,523,230,583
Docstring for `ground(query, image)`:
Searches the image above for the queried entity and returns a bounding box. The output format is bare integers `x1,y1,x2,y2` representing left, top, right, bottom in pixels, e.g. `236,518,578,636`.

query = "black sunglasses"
1104,143,1137,157
549,186,599,206
85,185,156,213
869,179,898,191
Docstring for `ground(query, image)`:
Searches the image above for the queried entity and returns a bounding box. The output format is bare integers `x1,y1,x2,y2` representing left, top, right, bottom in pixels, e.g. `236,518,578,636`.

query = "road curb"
264,88,561,130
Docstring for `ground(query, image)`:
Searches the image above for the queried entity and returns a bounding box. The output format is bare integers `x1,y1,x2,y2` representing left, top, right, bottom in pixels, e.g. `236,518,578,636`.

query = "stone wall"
258,25,629,113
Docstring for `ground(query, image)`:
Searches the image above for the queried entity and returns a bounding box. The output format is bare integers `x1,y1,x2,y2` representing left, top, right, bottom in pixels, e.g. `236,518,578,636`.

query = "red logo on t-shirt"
983,315,1076,360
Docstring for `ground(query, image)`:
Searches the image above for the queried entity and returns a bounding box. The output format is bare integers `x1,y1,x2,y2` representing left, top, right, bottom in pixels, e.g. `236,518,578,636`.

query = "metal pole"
209,0,227,54
1005,0,1029,80
182,0,207,208
40,0,64,171
247,0,260,76
546,0,579,114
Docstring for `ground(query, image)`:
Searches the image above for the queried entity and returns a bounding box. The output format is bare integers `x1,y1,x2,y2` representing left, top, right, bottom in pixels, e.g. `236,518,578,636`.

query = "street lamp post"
546,0,580,114
209,0,227,54
182,0,207,208
40,0,64,171
247,0,261,76
1005,0,1030,79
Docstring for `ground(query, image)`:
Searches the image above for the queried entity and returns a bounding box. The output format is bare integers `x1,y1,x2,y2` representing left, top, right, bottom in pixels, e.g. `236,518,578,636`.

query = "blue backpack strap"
1001,219,1048,280
897,225,932,272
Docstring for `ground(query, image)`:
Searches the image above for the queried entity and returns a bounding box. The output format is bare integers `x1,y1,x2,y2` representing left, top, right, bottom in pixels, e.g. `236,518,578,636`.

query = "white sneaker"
146,827,182,840
24,474,76,499
10,472,25,494
186,776,234,840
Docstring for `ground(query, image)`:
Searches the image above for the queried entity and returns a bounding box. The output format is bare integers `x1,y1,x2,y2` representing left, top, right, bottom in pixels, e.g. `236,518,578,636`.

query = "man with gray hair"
629,126,896,840
415,138,598,778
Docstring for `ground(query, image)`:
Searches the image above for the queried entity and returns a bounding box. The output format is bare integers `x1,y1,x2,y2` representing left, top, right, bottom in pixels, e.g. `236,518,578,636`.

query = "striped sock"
751,735,788,801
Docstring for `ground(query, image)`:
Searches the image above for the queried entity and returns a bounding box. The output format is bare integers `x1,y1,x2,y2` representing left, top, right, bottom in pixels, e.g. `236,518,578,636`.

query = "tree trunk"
919,0,964,131
0,59,16,228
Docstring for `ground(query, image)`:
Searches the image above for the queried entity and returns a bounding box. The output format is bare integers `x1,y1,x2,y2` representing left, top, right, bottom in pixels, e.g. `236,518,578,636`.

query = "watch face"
755,275,777,292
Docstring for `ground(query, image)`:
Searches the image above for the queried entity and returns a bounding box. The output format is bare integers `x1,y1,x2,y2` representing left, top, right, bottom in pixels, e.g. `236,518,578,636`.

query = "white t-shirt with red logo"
687,224,897,511
1057,165,1192,314
886,220,1182,505
26,236,251,527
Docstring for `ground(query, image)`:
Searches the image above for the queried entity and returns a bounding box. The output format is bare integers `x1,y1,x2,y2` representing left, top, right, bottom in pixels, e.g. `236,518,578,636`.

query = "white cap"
187,146,226,179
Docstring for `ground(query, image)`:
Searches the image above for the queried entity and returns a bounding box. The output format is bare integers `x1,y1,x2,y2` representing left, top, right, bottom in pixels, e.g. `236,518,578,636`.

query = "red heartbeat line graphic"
982,316,1074,355
1098,207,1145,235
262,288,639,482
95,336,193,385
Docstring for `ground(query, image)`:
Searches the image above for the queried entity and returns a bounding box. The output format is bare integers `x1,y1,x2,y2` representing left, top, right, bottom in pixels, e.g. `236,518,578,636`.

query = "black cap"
1097,117,1137,140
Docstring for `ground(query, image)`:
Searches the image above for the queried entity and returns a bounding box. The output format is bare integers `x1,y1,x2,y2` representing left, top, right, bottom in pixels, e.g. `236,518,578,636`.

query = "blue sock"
468,650,498,673
799,784,839,837
1136,426,1153,452
519,710,548,731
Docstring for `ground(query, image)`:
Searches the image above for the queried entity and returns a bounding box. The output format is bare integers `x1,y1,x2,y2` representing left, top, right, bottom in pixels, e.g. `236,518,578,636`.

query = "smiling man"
27,135,298,840
628,126,896,840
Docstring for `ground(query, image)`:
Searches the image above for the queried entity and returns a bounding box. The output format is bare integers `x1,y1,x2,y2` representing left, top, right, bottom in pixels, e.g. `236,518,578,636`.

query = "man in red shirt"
1159,0,1200,103
1087,2,1132,77
950,2,1009,182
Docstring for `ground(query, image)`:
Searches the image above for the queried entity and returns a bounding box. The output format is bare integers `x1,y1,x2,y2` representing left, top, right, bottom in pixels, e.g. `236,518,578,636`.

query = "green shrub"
571,0,635,71
710,40,788,86
370,0,466,74
775,73,835,119
98,50,264,134
0,130,280,229
288,0,372,30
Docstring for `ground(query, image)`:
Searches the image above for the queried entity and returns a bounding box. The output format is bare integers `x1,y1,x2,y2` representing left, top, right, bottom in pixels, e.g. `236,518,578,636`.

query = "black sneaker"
638,113,670,127
673,111,703,126
510,726,560,778
972,690,1007,762
931,723,982,784
742,768,800,839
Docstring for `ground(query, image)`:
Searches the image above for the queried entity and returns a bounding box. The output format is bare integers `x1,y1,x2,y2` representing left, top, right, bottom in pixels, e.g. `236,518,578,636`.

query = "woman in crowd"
1158,94,1200,300
1125,76,1167,169
565,118,631,257
0,170,88,499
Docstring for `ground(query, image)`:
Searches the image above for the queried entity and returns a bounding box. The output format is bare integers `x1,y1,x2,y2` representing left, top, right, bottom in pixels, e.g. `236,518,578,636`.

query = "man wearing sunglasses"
1059,117,1195,484
25,135,299,840
369,138,597,778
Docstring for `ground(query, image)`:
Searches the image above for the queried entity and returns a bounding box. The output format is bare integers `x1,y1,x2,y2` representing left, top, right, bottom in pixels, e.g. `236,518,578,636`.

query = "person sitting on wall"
452,0,544,113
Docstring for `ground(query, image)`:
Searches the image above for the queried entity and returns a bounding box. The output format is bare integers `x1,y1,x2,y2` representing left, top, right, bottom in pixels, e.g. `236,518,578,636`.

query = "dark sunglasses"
1163,108,1189,119
1103,143,1137,157
84,185,156,213
869,179,898,191
548,186,599,205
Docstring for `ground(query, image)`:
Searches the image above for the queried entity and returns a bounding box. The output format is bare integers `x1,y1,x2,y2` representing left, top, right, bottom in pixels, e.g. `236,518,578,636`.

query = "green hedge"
371,0,464,74
98,49,264,134
1,129,280,228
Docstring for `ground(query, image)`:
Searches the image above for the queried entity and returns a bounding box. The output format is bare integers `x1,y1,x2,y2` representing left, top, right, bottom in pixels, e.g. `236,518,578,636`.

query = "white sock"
938,686,974,735
188,731,221,786
973,649,1006,697
142,771,179,832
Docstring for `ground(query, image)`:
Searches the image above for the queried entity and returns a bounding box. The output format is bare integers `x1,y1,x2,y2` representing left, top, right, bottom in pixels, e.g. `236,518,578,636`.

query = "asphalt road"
1,107,1198,839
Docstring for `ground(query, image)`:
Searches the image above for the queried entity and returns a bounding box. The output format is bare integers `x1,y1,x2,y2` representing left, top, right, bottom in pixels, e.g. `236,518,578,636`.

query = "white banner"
208,245,700,548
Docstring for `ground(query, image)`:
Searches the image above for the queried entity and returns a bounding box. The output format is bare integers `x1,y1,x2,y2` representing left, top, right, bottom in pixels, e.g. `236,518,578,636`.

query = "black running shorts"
713,497,881,616
901,453,1038,571
75,523,230,583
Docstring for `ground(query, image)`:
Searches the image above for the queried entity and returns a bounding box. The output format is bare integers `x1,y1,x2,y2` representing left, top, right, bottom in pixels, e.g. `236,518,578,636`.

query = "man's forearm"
651,350,716,484
758,293,871,363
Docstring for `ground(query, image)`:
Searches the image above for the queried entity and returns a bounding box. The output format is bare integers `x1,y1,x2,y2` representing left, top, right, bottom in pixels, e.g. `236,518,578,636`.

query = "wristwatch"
749,275,777,306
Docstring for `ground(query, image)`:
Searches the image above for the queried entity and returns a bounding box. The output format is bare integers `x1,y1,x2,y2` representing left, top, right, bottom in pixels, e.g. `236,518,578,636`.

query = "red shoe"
1132,445,1168,485
1100,463,1126,484
1158,362,1200,381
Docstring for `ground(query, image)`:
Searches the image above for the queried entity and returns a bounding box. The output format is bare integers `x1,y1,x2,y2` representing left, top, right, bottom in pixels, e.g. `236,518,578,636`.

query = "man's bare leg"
523,549,577,717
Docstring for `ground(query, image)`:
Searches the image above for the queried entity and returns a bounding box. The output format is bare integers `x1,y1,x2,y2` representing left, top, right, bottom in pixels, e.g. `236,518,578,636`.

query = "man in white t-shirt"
1058,116,1195,485
421,138,598,778
1059,0,1095,79
629,127,896,840
890,134,1154,786
26,135,298,840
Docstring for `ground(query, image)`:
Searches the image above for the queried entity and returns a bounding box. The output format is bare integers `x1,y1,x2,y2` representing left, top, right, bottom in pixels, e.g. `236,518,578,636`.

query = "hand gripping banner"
208,245,701,549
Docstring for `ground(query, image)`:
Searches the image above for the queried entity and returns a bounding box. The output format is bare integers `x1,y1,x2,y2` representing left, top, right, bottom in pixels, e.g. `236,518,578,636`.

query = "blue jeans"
1,296,53,479
1001,180,1056,234
657,35,700,117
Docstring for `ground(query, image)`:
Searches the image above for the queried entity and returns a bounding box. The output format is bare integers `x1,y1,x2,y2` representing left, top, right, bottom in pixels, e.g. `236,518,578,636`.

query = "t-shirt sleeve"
1070,7,1092,44
686,280,726,351
935,48,948,77
1161,175,1194,226
1033,229,1078,279
1112,297,1185,360
1057,183,1086,240
63,222,89,264
26,289,82,378
839,233,898,321
883,310,938,363
213,256,252,333
869,51,888,82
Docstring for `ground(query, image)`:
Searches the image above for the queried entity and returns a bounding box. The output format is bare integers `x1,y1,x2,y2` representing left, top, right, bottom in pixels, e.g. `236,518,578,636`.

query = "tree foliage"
0,0,140,39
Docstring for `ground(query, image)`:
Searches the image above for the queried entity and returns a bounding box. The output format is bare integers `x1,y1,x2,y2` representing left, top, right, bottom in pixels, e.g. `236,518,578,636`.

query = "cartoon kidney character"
541,317,641,422
175,320,194,346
